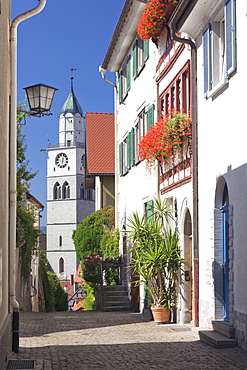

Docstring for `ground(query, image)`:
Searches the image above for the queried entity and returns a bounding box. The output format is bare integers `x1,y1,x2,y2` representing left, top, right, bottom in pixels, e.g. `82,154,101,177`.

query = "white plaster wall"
195,1,247,325
47,224,76,251
117,40,158,227
47,147,84,178
46,250,77,279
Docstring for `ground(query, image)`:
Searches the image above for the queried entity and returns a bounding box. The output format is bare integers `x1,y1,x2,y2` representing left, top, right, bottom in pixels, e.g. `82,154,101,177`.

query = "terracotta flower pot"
150,307,170,324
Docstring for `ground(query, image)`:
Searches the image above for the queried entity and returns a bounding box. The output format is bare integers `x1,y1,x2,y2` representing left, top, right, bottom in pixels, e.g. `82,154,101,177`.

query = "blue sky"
12,0,124,227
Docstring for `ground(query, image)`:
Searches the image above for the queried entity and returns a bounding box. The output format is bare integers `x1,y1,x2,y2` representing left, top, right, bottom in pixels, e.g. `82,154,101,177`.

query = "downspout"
10,0,47,353
168,1,199,327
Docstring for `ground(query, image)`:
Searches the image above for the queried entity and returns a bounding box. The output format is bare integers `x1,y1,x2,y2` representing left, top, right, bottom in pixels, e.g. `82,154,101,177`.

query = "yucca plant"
127,197,182,309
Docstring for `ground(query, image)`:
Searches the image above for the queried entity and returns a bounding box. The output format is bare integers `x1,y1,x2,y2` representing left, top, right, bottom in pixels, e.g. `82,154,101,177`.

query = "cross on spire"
70,68,76,88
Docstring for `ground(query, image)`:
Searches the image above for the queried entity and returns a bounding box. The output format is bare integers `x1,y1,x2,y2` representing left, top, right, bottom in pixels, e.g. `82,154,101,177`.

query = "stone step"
103,300,131,307
103,292,128,299
103,285,127,291
103,305,131,312
103,295,129,301
199,330,238,348
212,320,235,339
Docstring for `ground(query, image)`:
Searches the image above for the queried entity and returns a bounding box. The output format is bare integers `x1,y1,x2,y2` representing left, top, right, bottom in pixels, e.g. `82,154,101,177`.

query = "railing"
160,137,192,175
48,142,85,149
159,138,192,193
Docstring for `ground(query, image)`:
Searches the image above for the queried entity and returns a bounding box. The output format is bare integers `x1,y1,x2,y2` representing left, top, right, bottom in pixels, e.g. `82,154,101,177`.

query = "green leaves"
73,206,119,261
127,197,182,308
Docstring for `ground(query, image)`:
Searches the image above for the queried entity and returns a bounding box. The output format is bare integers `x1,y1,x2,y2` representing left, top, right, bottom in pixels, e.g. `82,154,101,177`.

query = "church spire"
60,71,83,116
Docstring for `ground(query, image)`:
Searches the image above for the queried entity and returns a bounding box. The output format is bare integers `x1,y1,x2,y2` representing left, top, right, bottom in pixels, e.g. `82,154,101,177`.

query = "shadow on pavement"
11,341,247,370
19,311,152,337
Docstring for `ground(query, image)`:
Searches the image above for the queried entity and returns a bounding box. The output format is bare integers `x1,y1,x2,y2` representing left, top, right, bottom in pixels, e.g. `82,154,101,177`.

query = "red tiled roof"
86,113,115,175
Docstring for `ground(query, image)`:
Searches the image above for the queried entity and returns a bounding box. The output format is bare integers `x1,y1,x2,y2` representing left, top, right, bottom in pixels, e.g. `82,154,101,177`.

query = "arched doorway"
180,208,193,324
215,177,230,321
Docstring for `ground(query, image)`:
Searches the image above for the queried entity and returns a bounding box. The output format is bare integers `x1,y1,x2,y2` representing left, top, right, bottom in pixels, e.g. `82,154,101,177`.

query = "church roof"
60,82,83,116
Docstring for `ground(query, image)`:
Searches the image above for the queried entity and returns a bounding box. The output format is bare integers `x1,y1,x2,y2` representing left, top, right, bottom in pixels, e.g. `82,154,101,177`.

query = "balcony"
160,139,192,194
48,142,85,149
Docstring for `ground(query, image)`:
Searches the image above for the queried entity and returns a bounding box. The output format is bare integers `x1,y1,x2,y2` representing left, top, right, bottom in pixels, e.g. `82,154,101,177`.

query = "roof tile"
86,113,115,175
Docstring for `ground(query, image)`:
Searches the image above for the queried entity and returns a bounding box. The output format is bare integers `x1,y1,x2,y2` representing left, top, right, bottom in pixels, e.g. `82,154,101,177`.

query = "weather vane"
70,68,76,81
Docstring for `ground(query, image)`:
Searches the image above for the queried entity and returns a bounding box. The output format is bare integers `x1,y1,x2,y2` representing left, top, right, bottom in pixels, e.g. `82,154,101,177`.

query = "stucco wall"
195,0,247,336
0,0,11,365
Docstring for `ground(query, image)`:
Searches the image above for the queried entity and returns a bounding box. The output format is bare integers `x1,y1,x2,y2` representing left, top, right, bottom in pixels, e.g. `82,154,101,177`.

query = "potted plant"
127,197,183,323
138,110,192,167
137,0,179,41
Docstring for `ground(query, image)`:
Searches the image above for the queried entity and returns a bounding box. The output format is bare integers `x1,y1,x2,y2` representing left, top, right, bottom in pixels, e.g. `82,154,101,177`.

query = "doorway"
181,209,193,324
214,178,230,321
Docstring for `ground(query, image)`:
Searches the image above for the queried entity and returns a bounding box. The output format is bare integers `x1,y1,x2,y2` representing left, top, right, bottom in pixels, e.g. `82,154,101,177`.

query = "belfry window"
54,182,61,199
63,181,70,199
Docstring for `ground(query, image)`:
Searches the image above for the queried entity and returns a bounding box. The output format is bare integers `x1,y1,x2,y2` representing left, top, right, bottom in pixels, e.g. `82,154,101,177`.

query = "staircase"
102,285,131,312
199,320,238,348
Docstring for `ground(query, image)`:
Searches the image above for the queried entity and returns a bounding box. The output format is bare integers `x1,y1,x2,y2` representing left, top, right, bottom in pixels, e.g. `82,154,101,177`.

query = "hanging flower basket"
137,0,178,40
138,110,192,166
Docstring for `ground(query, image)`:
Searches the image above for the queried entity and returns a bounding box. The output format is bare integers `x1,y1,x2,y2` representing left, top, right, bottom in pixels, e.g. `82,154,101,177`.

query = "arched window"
63,181,70,199
59,257,64,274
59,235,62,247
54,182,61,199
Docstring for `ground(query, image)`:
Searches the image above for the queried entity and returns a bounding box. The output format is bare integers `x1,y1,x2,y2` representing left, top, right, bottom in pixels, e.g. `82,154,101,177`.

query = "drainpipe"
168,0,199,327
10,0,47,353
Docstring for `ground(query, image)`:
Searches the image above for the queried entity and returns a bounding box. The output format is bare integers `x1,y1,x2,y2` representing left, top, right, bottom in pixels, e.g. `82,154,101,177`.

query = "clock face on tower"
55,153,68,168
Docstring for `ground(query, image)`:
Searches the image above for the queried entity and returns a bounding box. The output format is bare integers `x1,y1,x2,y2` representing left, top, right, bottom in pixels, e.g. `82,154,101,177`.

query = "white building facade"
174,0,247,349
101,0,194,319
46,83,95,281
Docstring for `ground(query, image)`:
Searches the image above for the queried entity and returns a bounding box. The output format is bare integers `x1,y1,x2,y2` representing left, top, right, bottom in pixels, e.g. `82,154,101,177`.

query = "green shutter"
132,40,138,78
131,127,135,167
144,40,149,62
127,132,131,170
127,55,131,91
119,142,123,176
146,200,154,219
147,104,155,130
118,72,123,103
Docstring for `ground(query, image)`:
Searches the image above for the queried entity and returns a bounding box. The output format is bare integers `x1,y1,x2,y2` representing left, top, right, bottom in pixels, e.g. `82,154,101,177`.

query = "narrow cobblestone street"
6,311,247,370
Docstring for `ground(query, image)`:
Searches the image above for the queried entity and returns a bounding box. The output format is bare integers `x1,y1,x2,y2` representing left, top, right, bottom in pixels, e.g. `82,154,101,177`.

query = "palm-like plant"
127,198,182,309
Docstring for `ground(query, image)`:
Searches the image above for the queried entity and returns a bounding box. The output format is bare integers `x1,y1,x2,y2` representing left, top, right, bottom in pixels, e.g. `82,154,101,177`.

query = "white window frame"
203,0,236,98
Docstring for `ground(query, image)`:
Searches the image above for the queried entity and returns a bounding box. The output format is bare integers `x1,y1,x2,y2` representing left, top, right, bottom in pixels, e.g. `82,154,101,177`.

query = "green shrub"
82,284,95,310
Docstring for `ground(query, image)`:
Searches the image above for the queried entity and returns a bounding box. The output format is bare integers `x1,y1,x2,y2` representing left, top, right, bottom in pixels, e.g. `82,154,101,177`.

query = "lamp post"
10,0,56,354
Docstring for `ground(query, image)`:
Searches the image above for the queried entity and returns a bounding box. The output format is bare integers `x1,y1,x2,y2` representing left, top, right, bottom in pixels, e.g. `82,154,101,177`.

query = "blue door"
221,205,229,321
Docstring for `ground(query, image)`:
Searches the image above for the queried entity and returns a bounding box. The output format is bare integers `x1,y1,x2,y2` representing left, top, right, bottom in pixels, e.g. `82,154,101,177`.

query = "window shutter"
127,55,131,91
144,40,149,62
130,128,135,167
127,132,131,170
225,0,236,76
146,200,154,219
132,40,138,78
119,142,123,176
202,24,212,95
118,72,123,103
147,104,155,130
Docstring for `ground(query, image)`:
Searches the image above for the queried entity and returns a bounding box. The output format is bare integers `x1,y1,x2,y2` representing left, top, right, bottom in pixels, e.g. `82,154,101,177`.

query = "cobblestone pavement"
6,311,247,370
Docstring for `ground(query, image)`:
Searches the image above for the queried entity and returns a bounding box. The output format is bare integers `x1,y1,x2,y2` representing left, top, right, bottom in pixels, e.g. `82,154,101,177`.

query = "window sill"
206,78,229,100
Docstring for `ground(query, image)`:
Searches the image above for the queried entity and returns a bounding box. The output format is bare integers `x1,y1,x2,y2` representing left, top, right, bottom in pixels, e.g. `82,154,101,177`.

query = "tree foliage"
72,206,118,261
16,111,39,282
39,251,68,311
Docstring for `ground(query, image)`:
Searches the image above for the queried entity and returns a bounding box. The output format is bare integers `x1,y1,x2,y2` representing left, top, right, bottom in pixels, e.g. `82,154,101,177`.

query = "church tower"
46,79,95,282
